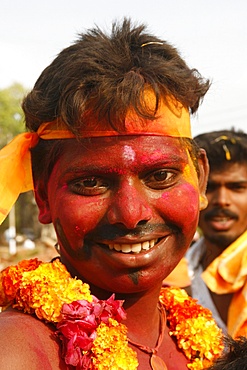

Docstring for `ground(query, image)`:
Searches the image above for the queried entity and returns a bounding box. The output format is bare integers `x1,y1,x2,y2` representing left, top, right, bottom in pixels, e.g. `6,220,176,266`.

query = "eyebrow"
61,165,107,177
208,180,247,185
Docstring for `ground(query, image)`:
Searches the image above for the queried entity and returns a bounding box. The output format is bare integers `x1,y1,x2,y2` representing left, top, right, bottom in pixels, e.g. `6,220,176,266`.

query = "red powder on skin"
74,225,84,237
139,151,165,162
160,183,199,226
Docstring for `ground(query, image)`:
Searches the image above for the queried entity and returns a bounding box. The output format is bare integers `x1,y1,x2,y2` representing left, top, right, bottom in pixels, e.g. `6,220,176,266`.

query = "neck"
61,254,163,345
122,285,162,342
202,239,227,269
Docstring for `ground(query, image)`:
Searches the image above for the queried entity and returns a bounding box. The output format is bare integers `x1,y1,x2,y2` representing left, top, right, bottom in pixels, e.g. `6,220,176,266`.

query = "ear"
197,148,209,211
33,179,52,224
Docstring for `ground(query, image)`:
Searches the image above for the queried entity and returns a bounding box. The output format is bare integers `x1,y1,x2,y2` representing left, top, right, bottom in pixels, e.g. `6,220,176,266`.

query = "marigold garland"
0,258,223,369
160,287,224,369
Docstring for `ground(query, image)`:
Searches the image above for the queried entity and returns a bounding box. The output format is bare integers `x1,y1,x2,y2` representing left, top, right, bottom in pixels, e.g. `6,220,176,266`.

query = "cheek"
51,195,109,246
159,184,199,232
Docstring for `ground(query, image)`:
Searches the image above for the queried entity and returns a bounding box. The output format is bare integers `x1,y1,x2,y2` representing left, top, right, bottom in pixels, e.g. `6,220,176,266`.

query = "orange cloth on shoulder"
202,230,247,338
162,257,191,288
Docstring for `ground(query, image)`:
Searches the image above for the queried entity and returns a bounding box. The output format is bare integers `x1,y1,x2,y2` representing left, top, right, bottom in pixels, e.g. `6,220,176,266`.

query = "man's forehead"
60,135,189,166
76,134,186,151
209,163,247,181
210,162,247,174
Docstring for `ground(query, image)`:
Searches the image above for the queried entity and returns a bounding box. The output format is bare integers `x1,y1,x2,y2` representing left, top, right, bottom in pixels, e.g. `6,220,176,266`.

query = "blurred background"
1,0,246,267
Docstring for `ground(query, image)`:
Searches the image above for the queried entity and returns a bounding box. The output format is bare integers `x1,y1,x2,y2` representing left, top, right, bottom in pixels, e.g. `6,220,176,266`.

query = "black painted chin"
128,269,140,285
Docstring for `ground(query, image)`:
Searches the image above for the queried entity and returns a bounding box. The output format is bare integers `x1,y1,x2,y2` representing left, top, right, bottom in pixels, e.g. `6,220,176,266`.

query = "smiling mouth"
211,216,232,223
107,238,159,254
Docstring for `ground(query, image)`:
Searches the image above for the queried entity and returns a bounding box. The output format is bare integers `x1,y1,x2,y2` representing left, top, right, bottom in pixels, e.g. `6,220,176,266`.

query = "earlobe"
197,148,209,210
33,180,52,224
199,194,208,210
38,201,52,224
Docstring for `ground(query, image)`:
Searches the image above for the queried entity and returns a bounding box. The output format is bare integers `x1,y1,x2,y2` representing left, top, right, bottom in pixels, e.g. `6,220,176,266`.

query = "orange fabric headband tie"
0,98,191,224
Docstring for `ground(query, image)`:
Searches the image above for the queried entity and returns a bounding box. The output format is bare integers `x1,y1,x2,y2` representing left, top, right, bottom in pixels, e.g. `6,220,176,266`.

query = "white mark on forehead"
122,145,136,163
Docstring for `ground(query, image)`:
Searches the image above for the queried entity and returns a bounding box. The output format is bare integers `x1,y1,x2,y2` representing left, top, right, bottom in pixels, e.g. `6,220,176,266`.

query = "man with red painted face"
0,19,223,369
186,129,247,339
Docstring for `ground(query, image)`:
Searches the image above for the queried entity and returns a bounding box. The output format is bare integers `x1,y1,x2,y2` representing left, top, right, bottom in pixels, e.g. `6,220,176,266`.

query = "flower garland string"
0,258,223,369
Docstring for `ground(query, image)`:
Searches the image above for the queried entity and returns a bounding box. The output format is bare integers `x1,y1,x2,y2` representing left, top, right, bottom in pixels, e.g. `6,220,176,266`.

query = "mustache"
85,223,180,241
204,207,238,221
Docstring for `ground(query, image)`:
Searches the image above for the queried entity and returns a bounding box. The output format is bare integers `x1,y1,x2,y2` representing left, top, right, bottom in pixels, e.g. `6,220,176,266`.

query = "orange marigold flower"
0,258,41,308
1,260,224,370
160,287,224,370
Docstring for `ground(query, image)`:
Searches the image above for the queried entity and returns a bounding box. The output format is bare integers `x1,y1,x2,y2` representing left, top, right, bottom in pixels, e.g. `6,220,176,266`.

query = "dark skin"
0,134,209,369
0,306,187,369
198,163,247,325
0,309,70,370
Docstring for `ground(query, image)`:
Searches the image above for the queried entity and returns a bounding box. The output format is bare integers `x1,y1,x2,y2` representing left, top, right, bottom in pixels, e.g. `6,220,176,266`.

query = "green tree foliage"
0,83,27,148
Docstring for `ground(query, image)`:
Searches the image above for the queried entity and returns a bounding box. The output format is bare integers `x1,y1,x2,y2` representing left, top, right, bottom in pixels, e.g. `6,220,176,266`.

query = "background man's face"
199,162,247,248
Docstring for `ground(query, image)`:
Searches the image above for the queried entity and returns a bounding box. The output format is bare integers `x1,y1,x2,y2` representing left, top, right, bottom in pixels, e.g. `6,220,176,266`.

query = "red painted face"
37,135,204,295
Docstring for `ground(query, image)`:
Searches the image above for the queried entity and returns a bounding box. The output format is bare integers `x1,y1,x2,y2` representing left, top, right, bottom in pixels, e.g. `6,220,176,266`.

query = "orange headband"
0,98,191,224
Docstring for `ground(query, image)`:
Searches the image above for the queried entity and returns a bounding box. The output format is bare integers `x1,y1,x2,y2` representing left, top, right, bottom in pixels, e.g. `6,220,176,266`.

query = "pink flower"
61,332,95,367
56,294,126,367
92,294,126,323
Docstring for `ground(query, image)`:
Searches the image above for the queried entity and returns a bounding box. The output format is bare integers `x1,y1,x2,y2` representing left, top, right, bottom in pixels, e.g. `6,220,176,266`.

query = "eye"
230,183,247,192
68,176,109,196
144,169,177,189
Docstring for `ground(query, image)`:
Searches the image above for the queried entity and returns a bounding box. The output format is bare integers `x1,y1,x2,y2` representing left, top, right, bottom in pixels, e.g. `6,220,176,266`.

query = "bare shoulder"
0,309,68,370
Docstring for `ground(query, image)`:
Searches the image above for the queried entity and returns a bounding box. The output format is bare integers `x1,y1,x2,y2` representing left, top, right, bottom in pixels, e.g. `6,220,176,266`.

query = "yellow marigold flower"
1,261,224,370
3,259,92,322
160,287,224,370
91,318,138,370
187,358,204,370
172,316,223,363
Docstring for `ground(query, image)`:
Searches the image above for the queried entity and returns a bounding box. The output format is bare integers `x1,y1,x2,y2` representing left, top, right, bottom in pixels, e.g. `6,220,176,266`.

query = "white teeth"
221,218,230,222
113,244,122,251
142,241,150,250
108,239,158,254
131,243,142,253
121,244,131,253
214,217,230,223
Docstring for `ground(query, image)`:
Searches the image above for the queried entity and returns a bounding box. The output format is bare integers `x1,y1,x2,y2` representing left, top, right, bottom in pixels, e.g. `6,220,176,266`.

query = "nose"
211,186,231,207
107,179,152,229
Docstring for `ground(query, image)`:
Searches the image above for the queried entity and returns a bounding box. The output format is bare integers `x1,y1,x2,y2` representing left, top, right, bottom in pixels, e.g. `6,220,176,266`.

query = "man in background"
186,129,247,338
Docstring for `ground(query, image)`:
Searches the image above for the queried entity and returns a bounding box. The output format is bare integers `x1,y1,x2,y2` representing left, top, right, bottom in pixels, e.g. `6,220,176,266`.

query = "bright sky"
1,0,247,136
